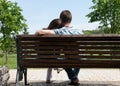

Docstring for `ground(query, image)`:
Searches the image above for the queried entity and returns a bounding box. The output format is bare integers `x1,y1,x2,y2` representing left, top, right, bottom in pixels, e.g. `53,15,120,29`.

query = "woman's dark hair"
60,10,72,26
45,18,62,30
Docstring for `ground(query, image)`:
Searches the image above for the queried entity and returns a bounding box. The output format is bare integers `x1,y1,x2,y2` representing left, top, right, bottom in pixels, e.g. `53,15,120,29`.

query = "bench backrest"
16,34,120,68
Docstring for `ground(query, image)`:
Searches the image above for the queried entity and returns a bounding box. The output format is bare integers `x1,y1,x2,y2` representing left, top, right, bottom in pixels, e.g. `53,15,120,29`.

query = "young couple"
36,10,81,85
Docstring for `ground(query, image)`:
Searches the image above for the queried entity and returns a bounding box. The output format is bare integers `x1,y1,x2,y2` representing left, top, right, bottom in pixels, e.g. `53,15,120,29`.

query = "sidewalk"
8,68,120,86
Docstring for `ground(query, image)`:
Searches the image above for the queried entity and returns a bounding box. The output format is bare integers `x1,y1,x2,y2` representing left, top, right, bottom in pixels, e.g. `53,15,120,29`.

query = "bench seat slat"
21,46,120,50
19,35,120,41
22,59,120,63
78,46,120,49
22,59,120,68
21,50,120,55
20,41,120,45
77,41,120,45
22,64,120,68
21,45,78,49
22,55,120,59
22,50,79,54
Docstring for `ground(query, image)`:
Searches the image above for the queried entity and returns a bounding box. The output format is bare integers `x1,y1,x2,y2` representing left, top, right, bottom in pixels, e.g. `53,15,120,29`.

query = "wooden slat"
22,59,120,68
21,45,120,50
22,50,79,55
22,63,120,68
78,50,120,54
19,36,120,42
77,41,120,45
22,59,120,63
21,45,78,50
22,55,120,59
20,41,77,45
78,45,120,49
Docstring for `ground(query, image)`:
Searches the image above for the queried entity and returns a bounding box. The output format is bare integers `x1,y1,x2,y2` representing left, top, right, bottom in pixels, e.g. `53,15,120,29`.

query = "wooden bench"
15,34,120,85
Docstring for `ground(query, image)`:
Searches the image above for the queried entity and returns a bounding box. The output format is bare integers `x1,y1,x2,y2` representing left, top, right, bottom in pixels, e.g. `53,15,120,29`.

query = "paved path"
8,68,120,86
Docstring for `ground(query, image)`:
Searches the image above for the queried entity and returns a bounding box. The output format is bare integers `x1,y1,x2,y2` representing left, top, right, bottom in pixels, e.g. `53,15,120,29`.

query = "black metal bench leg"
23,68,29,86
15,67,20,86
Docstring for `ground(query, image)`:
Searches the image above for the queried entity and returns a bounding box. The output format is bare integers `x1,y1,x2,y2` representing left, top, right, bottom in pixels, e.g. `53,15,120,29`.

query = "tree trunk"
5,51,8,64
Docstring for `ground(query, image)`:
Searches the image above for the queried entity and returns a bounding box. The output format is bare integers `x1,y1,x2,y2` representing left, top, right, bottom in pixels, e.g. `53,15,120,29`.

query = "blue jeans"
64,68,80,81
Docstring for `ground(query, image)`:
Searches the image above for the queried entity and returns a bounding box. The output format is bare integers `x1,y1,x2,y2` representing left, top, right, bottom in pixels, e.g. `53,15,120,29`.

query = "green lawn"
0,54,17,69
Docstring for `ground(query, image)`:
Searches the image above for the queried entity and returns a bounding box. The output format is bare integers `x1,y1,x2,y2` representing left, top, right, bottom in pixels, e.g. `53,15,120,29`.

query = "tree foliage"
0,0,27,63
82,29,104,34
87,0,120,34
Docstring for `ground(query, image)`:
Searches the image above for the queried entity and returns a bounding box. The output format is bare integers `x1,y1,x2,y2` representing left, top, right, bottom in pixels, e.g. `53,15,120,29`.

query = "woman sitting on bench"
43,18,63,83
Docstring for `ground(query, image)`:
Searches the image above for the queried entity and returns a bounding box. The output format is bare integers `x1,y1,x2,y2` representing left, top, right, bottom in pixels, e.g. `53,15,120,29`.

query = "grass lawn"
0,54,17,69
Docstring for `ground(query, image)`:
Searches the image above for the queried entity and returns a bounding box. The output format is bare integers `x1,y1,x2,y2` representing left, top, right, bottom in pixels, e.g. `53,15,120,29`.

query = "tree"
82,29,104,34
87,0,120,34
0,0,27,64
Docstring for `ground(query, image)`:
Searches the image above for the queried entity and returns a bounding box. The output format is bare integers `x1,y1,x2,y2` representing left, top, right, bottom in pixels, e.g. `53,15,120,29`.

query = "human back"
35,10,81,85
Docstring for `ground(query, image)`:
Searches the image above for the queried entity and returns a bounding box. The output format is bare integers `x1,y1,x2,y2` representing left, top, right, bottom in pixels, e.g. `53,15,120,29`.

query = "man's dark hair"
60,10,72,26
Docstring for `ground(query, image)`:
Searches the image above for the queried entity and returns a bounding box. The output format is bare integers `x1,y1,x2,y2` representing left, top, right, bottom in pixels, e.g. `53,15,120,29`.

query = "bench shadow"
8,81,120,86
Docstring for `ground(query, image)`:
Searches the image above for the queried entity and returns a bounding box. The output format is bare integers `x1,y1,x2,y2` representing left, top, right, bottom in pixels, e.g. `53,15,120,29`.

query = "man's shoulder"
54,27,81,35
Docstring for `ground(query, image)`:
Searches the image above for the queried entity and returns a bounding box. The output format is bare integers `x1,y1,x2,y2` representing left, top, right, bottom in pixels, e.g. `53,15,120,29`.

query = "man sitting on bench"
36,10,81,85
